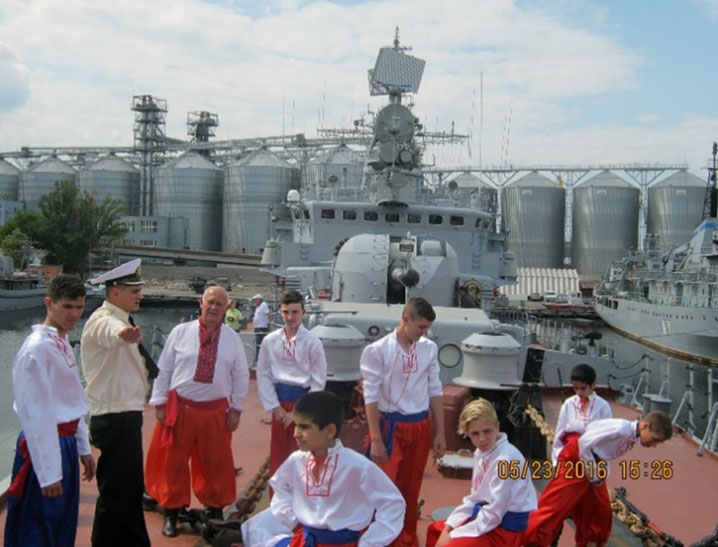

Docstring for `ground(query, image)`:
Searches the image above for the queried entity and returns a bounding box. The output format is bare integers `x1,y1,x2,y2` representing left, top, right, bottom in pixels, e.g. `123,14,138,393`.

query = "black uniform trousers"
89,411,150,547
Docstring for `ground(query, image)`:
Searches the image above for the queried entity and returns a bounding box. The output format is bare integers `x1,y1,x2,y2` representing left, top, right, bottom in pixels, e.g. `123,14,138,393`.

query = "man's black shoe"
205,506,224,520
162,508,179,538
142,491,158,511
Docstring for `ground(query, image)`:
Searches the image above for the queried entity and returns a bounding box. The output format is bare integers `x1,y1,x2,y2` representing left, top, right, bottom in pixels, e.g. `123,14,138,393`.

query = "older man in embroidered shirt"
145,285,249,537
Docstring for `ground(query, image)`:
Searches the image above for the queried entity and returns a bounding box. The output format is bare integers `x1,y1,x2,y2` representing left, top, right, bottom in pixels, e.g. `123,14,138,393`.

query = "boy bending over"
523,410,673,546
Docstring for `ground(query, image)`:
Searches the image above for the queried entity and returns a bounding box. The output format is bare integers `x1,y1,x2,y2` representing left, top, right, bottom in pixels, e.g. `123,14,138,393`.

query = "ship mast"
703,142,717,218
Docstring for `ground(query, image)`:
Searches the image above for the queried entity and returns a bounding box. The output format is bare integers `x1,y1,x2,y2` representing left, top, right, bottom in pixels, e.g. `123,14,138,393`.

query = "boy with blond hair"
427,398,537,547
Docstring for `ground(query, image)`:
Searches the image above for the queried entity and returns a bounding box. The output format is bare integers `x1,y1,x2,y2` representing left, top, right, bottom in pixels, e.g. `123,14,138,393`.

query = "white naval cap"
89,259,144,286
251,293,264,300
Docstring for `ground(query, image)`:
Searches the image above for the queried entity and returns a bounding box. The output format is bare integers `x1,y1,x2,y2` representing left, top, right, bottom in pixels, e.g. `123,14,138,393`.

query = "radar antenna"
368,27,425,101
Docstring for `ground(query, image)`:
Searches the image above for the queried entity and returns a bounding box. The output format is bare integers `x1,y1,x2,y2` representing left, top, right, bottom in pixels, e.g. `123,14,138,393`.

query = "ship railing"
698,402,718,456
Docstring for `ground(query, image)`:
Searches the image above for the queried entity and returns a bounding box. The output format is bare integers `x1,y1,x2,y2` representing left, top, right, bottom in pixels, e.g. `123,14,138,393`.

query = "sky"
0,0,717,177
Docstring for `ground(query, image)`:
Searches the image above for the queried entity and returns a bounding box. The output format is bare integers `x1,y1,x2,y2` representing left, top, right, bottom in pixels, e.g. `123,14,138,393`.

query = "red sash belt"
8,419,80,499
160,390,227,447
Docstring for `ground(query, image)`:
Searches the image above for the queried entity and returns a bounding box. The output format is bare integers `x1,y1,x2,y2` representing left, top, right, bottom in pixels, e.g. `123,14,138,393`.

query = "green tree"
0,210,42,242
35,180,127,272
0,228,33,269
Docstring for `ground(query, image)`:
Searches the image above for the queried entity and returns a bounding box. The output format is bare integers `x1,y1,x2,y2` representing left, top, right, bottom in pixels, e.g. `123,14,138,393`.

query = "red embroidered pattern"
572,397,595,427
194,321,221,383
472,444,499,491
281,336,297,363
49,332,76,369
387,341,418,408
304,453,339,497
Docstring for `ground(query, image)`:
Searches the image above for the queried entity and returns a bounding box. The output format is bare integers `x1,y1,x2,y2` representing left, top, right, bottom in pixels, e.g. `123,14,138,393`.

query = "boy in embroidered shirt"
270,391,405,547
551,363,612,465
523,411,673,547
5,275,96,547
257,289,328,478
360,296,446,546
427,398,537,547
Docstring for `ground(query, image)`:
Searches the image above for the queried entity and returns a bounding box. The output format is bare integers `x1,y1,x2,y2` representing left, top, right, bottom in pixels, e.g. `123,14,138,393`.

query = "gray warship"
259,32,623,392
594,144,718,366
260,32,516,311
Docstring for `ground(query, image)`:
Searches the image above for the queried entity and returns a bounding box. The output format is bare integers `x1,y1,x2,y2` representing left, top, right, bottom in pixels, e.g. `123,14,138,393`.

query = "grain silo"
20,156,76,209
223,149,300,254
647,170,706,254
0,158,20,201
502,171,565,267
448,172,497,212
572,170,639,279
154,151,223,251
78,154,139,215
304,144,365,199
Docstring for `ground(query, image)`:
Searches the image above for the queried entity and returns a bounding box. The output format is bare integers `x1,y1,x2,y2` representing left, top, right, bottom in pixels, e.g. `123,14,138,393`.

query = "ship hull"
0,287,46,311
594,297,718,366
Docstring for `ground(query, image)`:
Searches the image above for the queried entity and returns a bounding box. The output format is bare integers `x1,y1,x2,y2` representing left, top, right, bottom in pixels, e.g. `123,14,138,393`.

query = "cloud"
0,43,30,111
0,0,712,172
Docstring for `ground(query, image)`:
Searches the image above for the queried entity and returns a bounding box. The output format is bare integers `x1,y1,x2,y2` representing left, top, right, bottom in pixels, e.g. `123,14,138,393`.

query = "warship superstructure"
261,32,517,310
594,144,718,366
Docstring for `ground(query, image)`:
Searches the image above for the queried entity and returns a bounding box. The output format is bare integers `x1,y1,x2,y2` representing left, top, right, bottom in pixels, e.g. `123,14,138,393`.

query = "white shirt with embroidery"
149,320,249,410
578,418,639,482
360,330,443,415
446,433,537,538
270,440,406,547
257,325,327,411
551,393,612,464
12,325,91,487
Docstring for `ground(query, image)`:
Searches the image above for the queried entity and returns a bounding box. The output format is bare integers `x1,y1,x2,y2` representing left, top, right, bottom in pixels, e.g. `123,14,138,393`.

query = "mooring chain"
610,496,663,547
524,404,556,443
232,457,271,521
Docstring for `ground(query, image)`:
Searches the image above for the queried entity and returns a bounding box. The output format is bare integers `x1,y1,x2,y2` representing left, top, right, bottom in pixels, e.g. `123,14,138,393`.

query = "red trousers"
145,397,236,509
270,401,299,478
372,418,431,547
426,519,523,547
522,434,612,546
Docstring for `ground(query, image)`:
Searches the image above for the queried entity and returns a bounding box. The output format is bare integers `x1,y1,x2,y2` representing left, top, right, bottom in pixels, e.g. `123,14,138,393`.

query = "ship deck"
1,380,716,546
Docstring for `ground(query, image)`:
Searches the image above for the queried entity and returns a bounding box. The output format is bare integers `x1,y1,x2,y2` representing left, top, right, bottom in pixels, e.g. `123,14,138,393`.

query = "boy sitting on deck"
427,398,537,547
269,390,406,547
551,363,612,465
522,410,673,547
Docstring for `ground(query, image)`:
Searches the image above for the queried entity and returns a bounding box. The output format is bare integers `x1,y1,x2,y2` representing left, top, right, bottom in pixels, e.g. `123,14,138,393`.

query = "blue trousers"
4,432,80,547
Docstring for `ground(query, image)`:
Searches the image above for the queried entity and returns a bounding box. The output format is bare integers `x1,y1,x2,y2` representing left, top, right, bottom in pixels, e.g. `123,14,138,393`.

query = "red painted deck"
1,382,716,545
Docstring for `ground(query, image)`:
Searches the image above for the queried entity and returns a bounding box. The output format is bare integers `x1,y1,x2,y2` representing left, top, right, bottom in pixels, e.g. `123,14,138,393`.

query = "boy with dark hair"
427,398,537,546
523,410,674,546
257,289,327,477
5,274,96,547
360,296,445,546
270,391,405,546
551,363,612,465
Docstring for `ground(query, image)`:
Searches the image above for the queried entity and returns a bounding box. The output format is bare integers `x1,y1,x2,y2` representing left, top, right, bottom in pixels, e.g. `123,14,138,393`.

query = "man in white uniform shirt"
81,258,151,547
145,285,249,537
